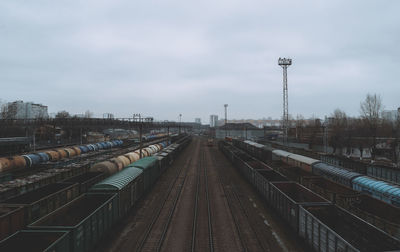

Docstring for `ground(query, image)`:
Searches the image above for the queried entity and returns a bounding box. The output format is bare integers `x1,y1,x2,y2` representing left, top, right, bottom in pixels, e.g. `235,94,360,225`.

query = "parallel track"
137,140,197,252
203,149,214,252
210,147,268,252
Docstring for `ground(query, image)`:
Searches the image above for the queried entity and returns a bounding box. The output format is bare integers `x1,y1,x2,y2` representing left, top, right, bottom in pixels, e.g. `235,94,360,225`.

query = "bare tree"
55,110,70,118
392,112,400,166
296,114,306,127
330,109,347,154
360,93,384,160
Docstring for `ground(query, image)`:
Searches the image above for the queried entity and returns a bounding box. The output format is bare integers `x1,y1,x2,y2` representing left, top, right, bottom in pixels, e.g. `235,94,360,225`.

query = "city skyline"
1,1,399,123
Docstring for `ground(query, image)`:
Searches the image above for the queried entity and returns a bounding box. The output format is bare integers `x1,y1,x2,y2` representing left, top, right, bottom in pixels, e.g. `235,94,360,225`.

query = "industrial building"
382,108,400,122
215,122,264,139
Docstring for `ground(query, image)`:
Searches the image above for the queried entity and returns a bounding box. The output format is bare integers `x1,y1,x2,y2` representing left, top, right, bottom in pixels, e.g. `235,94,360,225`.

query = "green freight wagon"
90,167,143,217
28,193,119,252
0,182,79,225
128,157,159,191
0,230,70,252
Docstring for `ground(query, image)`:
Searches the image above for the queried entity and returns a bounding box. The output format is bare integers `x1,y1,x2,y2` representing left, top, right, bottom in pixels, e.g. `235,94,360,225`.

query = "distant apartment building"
103,113,114,119
210,115,218,127
195,118,201,124
1,101,48,119
382,108,400,122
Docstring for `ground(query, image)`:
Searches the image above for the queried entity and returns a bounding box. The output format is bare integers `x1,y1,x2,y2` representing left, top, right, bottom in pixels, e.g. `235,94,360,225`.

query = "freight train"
0,133,173,174
233,139,400,207
0,136,192,251
0,140,124,173
220,140,400,251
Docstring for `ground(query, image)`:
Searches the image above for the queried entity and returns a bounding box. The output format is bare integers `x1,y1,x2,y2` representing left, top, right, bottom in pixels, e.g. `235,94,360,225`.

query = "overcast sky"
1,1,399,123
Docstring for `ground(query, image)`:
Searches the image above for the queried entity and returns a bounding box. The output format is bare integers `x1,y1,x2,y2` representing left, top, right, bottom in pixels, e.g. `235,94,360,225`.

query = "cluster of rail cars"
89,142,168,175
0,140,124,173
220,140,400,251
233,139,400,207
0,135,191,251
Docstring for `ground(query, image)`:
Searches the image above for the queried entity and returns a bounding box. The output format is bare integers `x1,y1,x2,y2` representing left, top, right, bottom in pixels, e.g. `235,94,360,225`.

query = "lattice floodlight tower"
278,57,292,144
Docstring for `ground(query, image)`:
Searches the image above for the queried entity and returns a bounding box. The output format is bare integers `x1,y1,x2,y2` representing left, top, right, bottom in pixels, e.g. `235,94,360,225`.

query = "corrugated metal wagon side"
28,193,119,252
253,170,287,201
299,205,400,252
269,181,331,232
1,182,80,225
90,167,143,217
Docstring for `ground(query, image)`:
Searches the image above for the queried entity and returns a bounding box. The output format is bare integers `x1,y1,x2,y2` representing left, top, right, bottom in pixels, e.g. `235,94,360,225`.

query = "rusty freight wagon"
28,193,119,252
299,205,400,251
0,230,70,252
269,181,331,232
1,182,79,225
0,205,24,241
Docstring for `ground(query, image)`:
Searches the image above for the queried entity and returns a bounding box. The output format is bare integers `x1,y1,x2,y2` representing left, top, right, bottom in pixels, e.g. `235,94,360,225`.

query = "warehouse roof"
218,123,259,130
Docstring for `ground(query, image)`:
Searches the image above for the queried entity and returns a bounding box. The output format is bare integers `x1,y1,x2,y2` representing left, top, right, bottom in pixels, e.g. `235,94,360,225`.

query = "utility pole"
133,113,143,158
323,119,328,154
224,104,228,137
179,114,182,135
278,57,292,145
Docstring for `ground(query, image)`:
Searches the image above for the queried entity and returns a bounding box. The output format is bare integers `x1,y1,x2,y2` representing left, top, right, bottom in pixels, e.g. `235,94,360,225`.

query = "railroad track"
202,148,214,252
137,140,199,252
209,146,269,252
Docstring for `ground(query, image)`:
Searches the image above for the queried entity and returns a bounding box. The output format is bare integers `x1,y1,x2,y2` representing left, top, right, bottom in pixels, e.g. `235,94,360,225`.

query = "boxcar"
286,154,319,173
352,176,400,207
272,150,292,163
312,162,362,188
90,167,143,217
128,157,159,192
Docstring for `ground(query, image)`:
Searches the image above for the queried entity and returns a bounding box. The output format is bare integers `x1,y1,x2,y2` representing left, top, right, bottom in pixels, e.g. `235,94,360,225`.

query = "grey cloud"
0,0,399,123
